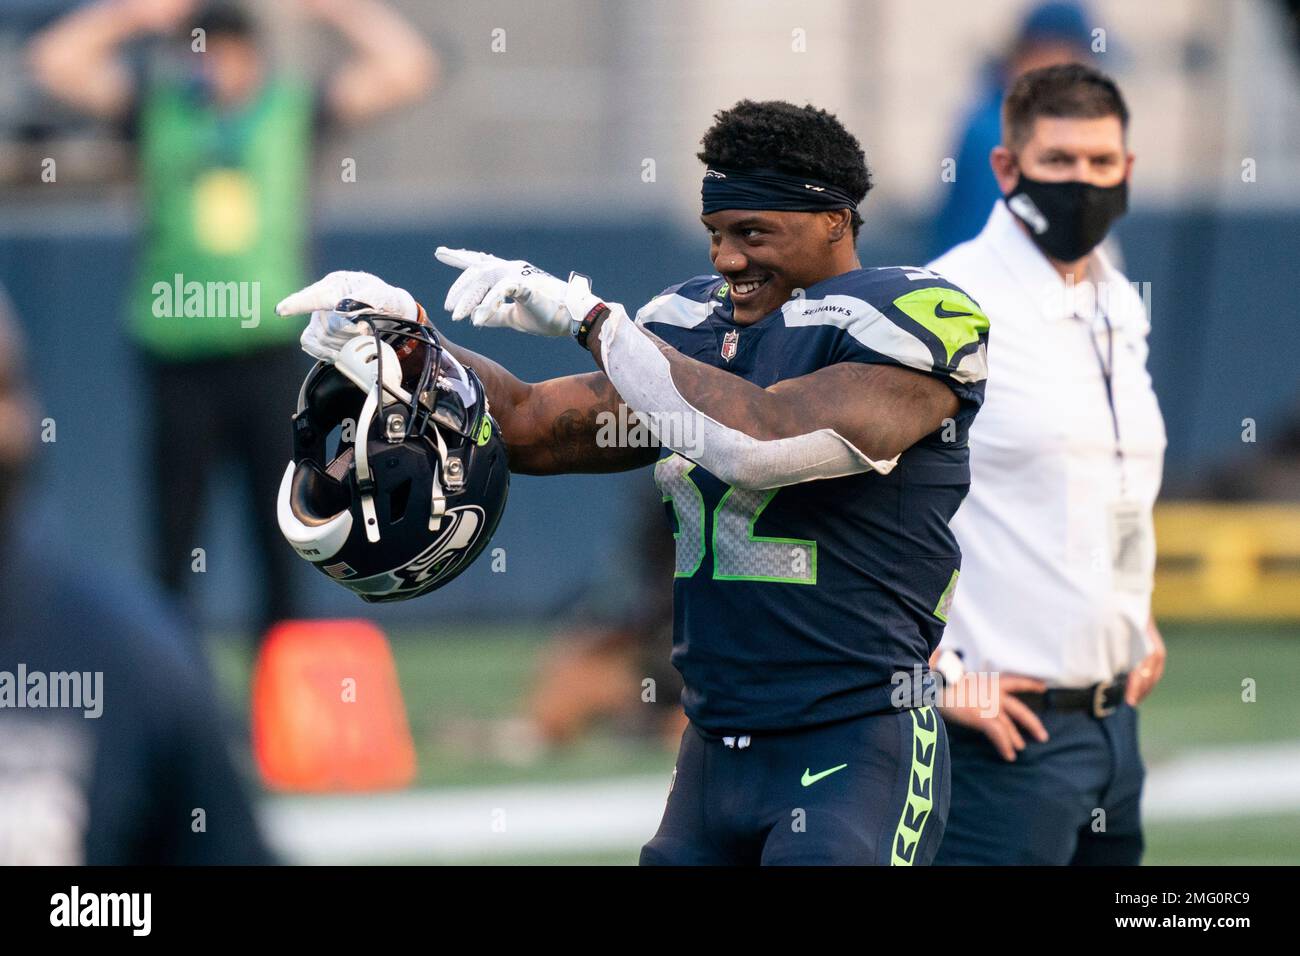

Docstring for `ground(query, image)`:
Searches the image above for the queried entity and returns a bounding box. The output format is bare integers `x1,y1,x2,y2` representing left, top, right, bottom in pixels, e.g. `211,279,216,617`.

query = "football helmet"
277,314,509,602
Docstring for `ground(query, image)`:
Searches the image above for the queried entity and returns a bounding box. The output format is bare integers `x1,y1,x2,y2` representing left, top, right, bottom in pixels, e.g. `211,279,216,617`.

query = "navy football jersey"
635,267,989,733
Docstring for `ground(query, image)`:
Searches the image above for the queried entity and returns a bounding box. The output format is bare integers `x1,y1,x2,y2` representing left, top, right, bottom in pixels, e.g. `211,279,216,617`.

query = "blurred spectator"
441,486,685,764
528,486,685,749
0,286,273,864
25,0,438,641
929,1,1095,257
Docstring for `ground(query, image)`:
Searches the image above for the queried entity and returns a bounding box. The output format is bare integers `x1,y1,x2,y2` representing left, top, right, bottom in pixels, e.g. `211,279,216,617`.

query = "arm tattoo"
550,405,603,465
512,372,659,475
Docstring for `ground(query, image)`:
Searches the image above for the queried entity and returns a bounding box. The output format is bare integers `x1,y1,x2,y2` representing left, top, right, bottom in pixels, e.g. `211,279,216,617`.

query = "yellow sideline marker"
1153,503,1300,620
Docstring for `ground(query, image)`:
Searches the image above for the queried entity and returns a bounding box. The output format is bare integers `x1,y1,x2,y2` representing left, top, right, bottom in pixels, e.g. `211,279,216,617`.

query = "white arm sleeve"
598,306,897,490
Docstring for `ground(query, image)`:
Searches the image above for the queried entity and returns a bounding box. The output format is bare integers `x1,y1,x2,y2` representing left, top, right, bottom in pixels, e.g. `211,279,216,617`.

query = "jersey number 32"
655,454,816,585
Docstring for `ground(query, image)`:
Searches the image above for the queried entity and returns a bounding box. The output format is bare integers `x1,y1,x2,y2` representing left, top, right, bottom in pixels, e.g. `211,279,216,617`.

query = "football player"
278,100,989,865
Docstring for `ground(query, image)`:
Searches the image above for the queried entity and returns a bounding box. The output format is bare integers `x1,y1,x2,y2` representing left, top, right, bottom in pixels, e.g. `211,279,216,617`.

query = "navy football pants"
935,702,1145,865
640,707,950,866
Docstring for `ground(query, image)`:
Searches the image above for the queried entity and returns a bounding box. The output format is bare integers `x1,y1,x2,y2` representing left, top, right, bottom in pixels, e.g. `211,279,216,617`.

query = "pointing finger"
276,276,344,316
435,247,493,270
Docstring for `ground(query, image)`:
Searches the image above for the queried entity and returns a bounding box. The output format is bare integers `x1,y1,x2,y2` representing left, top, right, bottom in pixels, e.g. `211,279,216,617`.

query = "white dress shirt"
928,200,1167,687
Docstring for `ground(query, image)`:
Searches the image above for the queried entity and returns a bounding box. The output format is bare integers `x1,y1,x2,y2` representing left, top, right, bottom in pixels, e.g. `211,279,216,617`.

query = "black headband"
701,167,858,215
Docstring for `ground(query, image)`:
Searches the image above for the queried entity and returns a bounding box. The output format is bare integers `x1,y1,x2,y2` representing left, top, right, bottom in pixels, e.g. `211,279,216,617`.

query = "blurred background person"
0,285,273,865
25,0,439,643
928,1,1096,257
436,487,684,766
527,488,684,751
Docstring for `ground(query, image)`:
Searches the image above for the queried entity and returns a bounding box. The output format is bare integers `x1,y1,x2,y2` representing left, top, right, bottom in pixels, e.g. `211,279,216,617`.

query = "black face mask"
1004,173,1128,262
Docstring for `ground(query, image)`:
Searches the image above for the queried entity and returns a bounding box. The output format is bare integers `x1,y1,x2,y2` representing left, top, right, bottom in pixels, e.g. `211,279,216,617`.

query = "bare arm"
583,312,958,462
305,0,439,125
26,0,194,119
436,331,658,476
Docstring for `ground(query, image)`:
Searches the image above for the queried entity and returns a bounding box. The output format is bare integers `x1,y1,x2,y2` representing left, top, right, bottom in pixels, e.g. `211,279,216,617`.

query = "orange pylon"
252,619,416,792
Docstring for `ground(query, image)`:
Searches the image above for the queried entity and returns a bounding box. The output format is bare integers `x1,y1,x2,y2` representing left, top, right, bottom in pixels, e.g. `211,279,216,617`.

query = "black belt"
1013,674,1128,719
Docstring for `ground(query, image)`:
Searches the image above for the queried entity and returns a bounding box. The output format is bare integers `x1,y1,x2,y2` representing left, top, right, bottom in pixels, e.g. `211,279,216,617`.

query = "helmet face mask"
277,318,510,602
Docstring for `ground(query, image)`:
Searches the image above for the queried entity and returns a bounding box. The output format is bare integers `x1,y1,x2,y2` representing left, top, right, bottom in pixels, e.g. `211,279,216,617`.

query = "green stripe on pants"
890,706,938,865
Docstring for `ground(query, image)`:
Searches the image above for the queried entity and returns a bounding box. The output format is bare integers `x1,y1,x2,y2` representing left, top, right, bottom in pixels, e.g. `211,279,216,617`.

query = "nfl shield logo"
721,329,739,362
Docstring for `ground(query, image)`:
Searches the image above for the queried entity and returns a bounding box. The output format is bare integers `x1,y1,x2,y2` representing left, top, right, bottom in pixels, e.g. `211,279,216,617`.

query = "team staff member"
928,64,1166,865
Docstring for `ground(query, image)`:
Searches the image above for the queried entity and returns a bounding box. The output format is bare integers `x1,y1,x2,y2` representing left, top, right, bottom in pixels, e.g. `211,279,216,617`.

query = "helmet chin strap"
428,424,449,532
354,385,383,543
338,335,408,545
335,334,462,541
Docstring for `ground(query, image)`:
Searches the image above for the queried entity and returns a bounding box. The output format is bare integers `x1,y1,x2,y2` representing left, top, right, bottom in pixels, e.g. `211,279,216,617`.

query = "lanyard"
1078,305,1128,496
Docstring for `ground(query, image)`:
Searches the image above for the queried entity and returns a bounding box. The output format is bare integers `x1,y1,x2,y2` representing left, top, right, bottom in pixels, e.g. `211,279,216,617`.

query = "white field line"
1141,741,1300,823
261,742,1300,864
262,775,670,864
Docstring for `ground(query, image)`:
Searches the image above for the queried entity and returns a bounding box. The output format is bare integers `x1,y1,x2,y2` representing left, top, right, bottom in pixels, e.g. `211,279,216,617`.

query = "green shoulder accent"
933,569,960,623
891,287,989,365
475,417,494,446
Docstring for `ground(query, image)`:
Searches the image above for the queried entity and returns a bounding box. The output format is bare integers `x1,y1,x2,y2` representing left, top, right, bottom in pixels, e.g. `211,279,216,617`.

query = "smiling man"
277,100,990,865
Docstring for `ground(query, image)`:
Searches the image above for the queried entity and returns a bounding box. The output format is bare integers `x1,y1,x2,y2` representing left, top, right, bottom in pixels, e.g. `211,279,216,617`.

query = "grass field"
210,621,1300,865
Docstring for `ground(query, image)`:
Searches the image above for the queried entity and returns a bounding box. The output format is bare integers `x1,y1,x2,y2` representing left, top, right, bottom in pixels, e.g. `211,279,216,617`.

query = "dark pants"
641,706,950,866
935,702,1145,865
143,345,309,640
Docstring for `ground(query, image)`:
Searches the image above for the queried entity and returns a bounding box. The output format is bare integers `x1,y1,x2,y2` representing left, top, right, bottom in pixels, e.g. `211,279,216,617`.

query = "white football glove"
435,246,571,337
276,270,420,363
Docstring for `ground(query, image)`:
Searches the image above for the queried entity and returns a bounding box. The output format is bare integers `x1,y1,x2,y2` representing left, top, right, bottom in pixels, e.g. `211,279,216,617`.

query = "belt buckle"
1092,680,1118,719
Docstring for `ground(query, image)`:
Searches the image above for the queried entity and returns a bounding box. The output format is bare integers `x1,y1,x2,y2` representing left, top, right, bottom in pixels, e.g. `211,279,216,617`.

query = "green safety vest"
130,78,313,359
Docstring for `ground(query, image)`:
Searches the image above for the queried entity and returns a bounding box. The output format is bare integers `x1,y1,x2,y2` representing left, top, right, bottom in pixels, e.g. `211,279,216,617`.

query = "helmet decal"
394,505,485,589
323,561,357,580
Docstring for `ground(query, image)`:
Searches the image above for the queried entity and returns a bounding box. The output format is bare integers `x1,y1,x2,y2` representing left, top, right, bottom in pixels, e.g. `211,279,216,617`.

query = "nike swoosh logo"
801,763,848,787
934,301,974,318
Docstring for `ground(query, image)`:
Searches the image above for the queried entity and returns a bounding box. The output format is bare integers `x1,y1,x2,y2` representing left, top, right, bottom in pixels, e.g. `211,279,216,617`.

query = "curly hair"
697,100,872,238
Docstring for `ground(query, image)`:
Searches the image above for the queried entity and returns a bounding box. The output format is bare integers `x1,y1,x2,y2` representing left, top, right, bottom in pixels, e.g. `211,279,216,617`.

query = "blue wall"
1,210,1295,628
